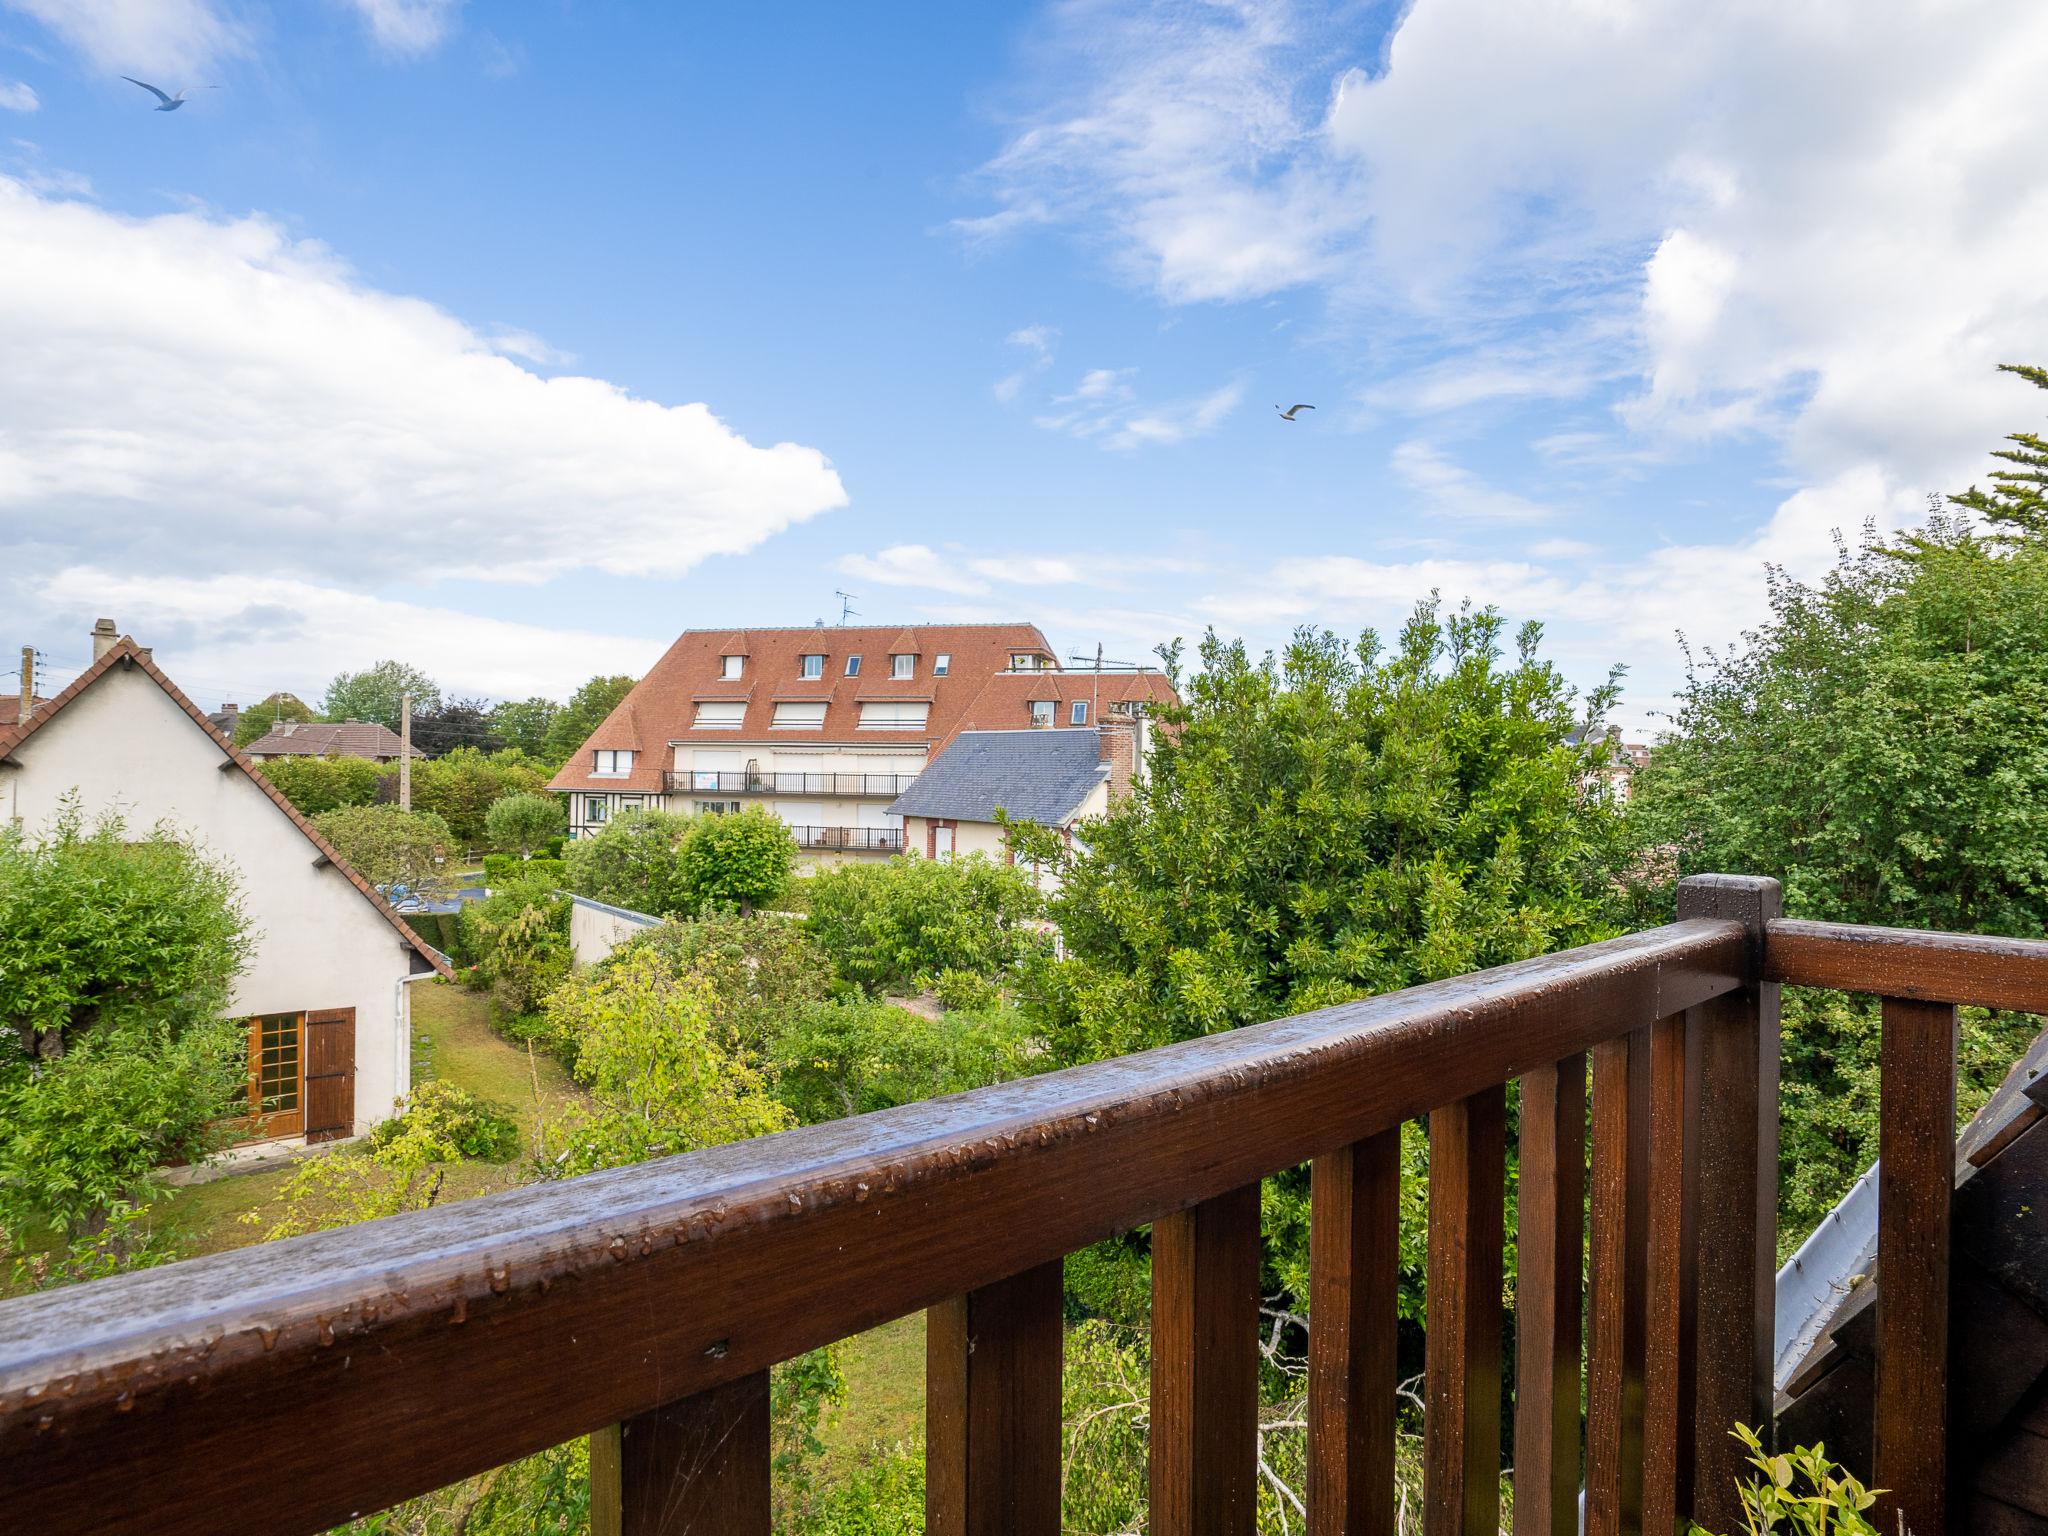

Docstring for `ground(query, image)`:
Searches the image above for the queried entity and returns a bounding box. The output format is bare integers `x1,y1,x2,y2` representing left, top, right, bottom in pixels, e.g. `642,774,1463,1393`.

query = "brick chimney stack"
91,618,118,662
1097,719,1137,802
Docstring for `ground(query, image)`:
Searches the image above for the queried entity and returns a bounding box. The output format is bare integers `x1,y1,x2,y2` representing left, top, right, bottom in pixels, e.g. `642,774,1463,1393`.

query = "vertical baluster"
1309,1128,1401,1536
1680,874,1780,1532
1642,1014,1698,1533
1875,995,1957,1536
1152,1181,1263,1536
1515,1056,1586,1536
1587,1029,1650,1536
1425,1086,1507,1536
589,1371,771,1536
926,1259,1065,1536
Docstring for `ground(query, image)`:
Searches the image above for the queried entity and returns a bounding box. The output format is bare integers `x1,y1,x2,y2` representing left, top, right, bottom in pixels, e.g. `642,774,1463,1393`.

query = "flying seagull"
122,76,194,111
1276,403,1315,421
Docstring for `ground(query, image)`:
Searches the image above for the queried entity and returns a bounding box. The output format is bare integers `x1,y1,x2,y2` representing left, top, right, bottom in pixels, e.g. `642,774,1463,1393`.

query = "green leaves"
484,791,565,858
803,853,1047,994
1687,1424,1884,1536
563,806,798,919
310,804,457,898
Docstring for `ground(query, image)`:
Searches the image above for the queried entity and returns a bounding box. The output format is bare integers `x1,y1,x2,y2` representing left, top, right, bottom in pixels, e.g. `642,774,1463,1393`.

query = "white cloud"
341,0,462,56
837,544,991,596
1527,538,1595,561
26,567,666,704
0,176,847,585
995,323,1059,402
1,0,244,78
972,0,2048,508
1034,368,1241,449
1391,440,1552,523
0,81,37,112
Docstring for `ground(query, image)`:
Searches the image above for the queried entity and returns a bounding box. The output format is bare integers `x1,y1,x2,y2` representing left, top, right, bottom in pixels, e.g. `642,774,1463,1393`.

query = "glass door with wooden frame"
239,1012,305,1138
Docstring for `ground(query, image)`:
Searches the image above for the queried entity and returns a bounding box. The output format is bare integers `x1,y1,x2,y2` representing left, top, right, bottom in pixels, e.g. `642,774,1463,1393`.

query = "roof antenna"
834,589,860,625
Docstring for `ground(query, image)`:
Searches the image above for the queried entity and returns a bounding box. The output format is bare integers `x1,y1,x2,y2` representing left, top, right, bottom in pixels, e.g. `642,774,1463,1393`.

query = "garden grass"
814,1311,927,1483
169,982,582,1258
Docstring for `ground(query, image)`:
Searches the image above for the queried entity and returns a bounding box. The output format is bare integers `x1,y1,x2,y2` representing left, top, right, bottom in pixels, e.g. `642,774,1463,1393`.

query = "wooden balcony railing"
3,874,2042,1536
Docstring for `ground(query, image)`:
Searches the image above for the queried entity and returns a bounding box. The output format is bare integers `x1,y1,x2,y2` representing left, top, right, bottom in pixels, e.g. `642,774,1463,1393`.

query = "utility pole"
17,646,32,724
399,690,413,810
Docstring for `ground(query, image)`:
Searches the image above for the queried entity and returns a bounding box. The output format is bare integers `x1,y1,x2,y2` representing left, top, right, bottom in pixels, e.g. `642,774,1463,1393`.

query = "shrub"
256,753,385,816
407,748,553,849
310,805,456,898
804,854,1046,994
485,791,566,860
769,998,1040,1124
562,808,695,916
931,966,1001,1013
617,912,828,1062
370,1080,519,1163
1688,1424,1881,1535
459,877,571,1018
482,853,564,886
674,807,796,915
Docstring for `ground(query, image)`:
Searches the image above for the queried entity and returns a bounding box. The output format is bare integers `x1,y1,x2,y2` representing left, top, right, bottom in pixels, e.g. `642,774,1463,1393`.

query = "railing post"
1677,874,1780,1533
1309,1128,1401,1536
1152,1182,1263,1536
1874,995,1957,1536
1515,1055,1586,1536
927,1260,1065,1536
1643,1012,1698,1533
589,1372,771,1536
1586,1026,1649,1536
1425,1086,1507,1536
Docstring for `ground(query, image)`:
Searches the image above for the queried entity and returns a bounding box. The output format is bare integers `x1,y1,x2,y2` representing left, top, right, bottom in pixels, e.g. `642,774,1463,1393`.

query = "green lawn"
169,982,580,1257
816,1312,927,1481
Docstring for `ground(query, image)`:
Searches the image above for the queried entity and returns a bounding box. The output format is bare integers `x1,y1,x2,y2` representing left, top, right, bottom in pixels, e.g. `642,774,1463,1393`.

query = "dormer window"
1071,701,1089,725
1012,653,1046,671
892,654,915,680
721,655,743,680
800,653,824,680
1029,700,1055,728
593,749,634,776
845,654,862,677
934,653,950,676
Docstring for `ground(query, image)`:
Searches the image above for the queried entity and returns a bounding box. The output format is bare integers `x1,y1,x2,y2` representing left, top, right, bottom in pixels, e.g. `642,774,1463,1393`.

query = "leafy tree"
322,659,442,731
486,791,566,859
232,691,321,746
618,912,828,1061
535,945,794,1176
768,997,1040,1123
411,695,503,758
541,674,636,767
256,753,386,816
1028,605,1625,1066
459,877,571,1018
1628,511,2048,1246
1950,363,2048,539
311,805,455,898
675,807,796,915
562,807,696,917
0,800,252,1062
805,854,1048,994
405,747,552,848
488,695,561,759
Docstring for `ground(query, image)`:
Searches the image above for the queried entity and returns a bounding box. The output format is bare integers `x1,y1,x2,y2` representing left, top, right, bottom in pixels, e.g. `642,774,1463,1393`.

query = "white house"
0,625,451,1145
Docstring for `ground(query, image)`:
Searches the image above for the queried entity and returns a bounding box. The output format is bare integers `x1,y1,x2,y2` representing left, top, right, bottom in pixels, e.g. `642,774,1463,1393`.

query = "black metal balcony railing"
662,770,917,799
785,825,905,853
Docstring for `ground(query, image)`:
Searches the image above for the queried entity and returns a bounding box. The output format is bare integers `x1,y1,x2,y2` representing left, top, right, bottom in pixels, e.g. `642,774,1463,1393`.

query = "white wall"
569,894,660,967
2,664,422,1135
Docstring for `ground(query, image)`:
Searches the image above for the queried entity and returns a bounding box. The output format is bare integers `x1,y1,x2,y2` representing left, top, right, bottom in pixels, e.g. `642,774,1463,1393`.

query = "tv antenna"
834,589,860,625
1067,645,1137,672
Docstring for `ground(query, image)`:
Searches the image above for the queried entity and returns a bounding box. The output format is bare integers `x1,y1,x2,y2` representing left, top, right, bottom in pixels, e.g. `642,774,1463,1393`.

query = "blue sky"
6,0,2048,733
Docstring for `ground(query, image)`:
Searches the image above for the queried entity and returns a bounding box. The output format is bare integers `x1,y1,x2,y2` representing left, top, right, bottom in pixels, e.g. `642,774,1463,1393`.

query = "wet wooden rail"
1,876,2040,1536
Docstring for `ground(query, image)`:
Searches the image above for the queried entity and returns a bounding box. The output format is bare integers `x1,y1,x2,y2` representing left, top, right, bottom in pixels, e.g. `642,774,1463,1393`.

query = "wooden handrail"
1764,916,2048,1011
0,917,1745,1536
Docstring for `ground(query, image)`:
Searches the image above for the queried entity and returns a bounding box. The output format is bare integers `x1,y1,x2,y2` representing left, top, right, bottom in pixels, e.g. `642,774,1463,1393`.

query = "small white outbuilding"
0,625,452,1144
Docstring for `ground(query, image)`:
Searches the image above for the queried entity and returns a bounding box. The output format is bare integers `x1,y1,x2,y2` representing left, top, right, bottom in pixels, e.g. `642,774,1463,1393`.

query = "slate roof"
0,638,452,979
242,720,420,760
887,728,1108,825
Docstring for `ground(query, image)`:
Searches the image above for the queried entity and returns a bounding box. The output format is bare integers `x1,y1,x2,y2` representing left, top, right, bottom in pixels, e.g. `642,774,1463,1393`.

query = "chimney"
1097,719,1137,803
91,618,118,662
17,645,31,725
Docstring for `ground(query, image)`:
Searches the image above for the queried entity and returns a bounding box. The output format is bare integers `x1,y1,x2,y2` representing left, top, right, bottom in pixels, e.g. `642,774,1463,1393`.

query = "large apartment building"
547,622,1177,860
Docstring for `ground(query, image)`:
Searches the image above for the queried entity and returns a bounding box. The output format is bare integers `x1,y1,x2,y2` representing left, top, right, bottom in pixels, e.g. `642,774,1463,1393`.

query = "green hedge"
482,854,565,887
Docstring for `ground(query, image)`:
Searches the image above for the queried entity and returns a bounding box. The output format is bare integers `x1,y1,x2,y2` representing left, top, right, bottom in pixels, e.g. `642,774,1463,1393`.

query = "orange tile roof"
949,668,1181,738
547,623,1065,793
0,639,453,979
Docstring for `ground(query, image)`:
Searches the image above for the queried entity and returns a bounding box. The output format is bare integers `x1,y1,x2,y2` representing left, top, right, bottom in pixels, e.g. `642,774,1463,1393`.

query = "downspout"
397,969,439,1106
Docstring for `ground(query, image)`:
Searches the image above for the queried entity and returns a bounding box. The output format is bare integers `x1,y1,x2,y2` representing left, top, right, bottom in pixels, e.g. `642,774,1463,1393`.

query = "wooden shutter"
303,1008,356,1143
